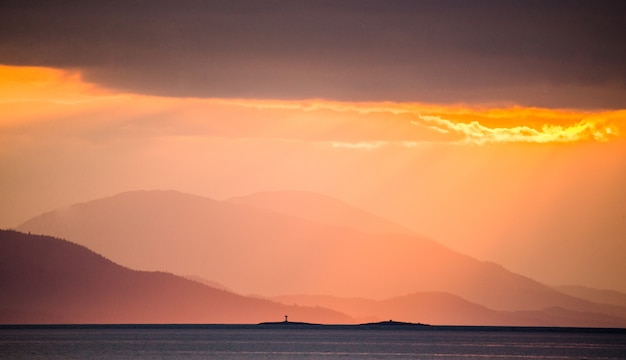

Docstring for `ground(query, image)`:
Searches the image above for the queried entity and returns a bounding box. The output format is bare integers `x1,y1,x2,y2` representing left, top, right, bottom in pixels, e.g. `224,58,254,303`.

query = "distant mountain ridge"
0,230,352,324
16,190,626,326
554,285,626,308
226,190,411,235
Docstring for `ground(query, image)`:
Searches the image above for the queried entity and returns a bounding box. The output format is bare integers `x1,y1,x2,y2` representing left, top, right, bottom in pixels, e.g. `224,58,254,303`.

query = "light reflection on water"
1,326,625,360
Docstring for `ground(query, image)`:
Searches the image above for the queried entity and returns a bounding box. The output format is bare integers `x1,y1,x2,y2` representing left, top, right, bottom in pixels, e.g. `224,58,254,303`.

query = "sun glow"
0,65,115,104
2,65,626,295
1,65,624,145
412,114,620,144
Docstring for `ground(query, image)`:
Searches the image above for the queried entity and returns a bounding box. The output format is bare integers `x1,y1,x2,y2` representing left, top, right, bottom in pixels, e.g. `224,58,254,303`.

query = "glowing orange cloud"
411,113,621,144
218,99,623,145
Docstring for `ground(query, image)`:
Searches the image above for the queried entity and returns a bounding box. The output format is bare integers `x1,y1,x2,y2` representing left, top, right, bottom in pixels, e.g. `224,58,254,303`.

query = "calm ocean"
1,325,625,359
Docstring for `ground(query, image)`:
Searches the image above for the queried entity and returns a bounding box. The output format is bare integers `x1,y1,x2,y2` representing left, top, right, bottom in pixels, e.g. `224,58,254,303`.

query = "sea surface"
1,325,625,359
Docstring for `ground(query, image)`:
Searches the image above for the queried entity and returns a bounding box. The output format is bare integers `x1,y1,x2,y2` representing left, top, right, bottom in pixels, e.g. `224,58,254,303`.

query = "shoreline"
2,323,625,334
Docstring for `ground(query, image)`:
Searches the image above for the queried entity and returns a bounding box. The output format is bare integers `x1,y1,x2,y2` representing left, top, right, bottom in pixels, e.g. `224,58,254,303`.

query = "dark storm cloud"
1,0,625,108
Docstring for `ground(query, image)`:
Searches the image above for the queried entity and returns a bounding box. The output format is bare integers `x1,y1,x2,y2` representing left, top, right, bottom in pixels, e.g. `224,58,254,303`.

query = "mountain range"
12,190,626,326
0,229,351,324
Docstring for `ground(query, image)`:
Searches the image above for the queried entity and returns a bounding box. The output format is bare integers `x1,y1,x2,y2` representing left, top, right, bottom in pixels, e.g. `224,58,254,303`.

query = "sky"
1,1,625,292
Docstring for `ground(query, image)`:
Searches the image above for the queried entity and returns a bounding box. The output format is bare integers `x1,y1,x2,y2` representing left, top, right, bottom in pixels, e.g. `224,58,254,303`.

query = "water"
1,325,625,359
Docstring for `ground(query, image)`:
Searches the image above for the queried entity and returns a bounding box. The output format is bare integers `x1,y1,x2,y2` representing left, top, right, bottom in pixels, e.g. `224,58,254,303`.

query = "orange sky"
2,65,626,292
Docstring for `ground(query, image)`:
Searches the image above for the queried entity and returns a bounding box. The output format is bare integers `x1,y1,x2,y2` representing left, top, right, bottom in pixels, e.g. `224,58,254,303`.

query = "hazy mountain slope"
184,275,237,293
17,190,625,323
0,230,352,324
226,190,411,235
272,293,626,327
555,285,626,308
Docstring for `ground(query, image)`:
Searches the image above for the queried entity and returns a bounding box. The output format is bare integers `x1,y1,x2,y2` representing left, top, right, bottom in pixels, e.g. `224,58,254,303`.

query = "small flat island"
362,320,429,327
257,318,429,329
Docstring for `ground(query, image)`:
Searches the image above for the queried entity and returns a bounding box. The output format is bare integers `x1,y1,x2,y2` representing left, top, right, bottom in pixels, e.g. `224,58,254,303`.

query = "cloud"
411,114,622,145
331,141,387,150
1,1,625,108
226,98,624,145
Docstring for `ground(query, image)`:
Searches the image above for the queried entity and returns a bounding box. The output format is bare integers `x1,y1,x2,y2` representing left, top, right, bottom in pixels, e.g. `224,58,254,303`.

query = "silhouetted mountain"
17,190,626,325
272,293,626,327
227,190,411,235
0,230,352,324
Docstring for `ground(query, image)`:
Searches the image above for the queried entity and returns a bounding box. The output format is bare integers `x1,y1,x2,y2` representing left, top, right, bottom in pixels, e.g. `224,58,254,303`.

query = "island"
257,318,430,330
